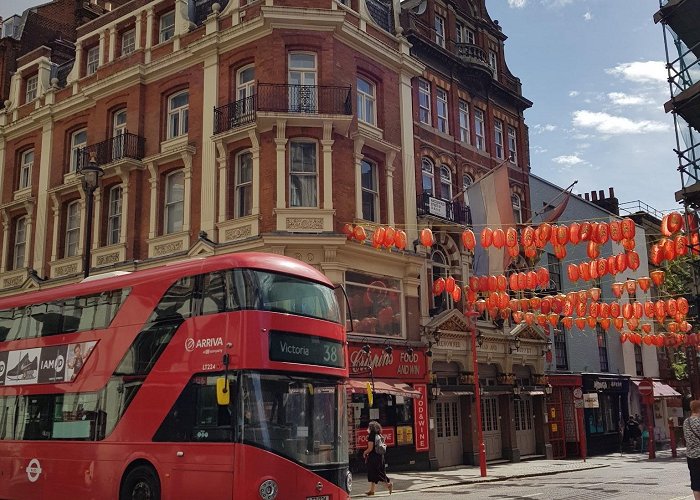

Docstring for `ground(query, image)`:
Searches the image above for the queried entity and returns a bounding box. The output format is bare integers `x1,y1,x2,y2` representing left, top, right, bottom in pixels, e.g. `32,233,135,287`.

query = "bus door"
154,373,236,500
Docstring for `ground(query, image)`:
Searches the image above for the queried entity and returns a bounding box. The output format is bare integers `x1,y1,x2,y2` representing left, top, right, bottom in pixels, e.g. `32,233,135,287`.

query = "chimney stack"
591,191,598,201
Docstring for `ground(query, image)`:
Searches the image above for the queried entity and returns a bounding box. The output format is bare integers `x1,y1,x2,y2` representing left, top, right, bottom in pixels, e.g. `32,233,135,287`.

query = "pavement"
351,448,684,497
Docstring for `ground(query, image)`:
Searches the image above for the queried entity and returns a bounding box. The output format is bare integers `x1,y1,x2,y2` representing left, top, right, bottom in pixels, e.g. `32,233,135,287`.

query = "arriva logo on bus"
26,458,42,482
184,337,224,352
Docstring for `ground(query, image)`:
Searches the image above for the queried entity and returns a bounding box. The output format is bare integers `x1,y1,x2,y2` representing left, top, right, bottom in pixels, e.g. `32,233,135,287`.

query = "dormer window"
25,75,38,103
86,46,99,75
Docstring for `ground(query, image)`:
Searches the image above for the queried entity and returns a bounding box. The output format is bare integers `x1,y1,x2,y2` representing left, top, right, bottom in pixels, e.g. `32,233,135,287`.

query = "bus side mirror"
216,377,230,406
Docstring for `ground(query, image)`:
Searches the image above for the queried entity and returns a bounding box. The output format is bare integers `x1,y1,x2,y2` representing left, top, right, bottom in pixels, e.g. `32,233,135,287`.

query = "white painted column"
98,31,106,66
200,53,218,237
386,150,396,226
33,120,53,276
24,202,34,270
353,138,364,220
147,163,158,239
78,194,87,256
248,130,261,215
216,142,227,223
92,187,102,249
275,120,287,209
145,7,154,64
108,27,116,62
399,70,418,243
321,122,334,210
182,152,192,232
118,171,130,244
49,194,60,262
134,12,143,50
0,211,8,272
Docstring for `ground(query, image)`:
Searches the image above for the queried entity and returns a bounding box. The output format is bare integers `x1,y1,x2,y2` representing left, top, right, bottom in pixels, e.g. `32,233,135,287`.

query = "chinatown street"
352,450,693,499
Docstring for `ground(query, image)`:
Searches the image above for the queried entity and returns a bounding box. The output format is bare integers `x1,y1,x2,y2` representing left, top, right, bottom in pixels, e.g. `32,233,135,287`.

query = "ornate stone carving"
440,316,468,332
224,225,252,241
154,240,183,256
56,263,78,276
286,218,323,230
96,252,120,266
3,275,24,288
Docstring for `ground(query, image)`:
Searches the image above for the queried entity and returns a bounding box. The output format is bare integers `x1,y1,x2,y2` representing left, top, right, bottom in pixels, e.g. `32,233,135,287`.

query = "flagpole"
526,180,578,224
449,156,512,203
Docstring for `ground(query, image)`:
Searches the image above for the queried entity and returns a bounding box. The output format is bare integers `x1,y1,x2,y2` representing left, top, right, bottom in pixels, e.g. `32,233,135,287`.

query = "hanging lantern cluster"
432,276,462,302
620,331,687,348
566,250,640,283
646,211,690,266
343,224,408,251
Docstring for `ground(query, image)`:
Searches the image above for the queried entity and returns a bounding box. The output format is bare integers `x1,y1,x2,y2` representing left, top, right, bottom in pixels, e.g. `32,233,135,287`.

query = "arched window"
512,193,522,224
69,128,87,172
19,149,33,190
112,109,127,160
462,173,473,206
440,165,452,201
107,185,123,245
421,158,434,196
237,64,255,118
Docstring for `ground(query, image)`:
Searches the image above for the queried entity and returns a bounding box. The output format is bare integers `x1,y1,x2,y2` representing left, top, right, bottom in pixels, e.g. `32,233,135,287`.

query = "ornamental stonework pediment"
425,308,468,334
510,322,547,342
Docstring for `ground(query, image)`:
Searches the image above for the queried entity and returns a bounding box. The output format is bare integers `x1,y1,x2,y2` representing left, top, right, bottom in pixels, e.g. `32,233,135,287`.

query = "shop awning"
440,390,473,396
346,379,422,398
633,380,682,398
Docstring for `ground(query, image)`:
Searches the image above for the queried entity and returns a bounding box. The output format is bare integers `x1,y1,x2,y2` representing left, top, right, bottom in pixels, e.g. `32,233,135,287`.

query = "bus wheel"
120,464,161,500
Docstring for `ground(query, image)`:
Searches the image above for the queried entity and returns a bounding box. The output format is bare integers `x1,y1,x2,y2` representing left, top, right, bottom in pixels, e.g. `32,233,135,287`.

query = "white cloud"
569,90,579,97
583,11,592,21
607,92,650,106
532,146,548,154
533,124,557,133
541,0,574,6
605,61,667,84
572,110,670,134
552,155,587,166
508,0,527,7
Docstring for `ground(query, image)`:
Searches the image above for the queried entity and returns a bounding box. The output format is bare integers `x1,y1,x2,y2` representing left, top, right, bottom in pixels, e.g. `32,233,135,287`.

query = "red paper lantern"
563,300,574,317
548,313,559,327
481,227,493,248
650,244,663,266
609,220,622,242
667,211,684,234
451,286,462,302
589,260,599,281
607,255,618,276
625,279,636,296
621,218,636,239
620,332,629,343
580,222,592,241
622,303,633,320
541,297,552,315
600,318,611,330
525,312,535,326
530,296,542,310
537,267,550,287
587,315,597,328
372,226,386,248
655,300,667,319
342,223,354,239
395,230,407,250
568,222,581,244
594,222,609,244
475,299,487,313
579,262,591,281
650,270,665,287
383,226,396,248
469,276,480,291
535,223,552,246
554,244,567,260
497,274,507,292
613,317,624,330
621,238,636,251
601,302,611,319
507,244,520,258
678,296,690,316
517,273,527,290
575,317,586,330
667,298,678,317
492,228,506,249
589,287,602,302
576,302,587,318
587,241,600,260
626,251,640,271
524,245,537,259
634,302,643,320
675,234,689,257
567,263,580,282
611,282,624,298
512,311,524,324
509,273,519,291
637,277,651,292
628,317,639,330
488,275,497,292
521,226,535,247
562,316,574,329
420,228,434,247
589,301,600,318
498,293,510,310
556,225,568,245
643,301,655,318
462,229,476,251
433,278,446,296
610,302,621,318
615,253,628,273
641,323,652,334
596,258,608,278
506,227,518,248
526,271,538,290
445,276,456,294
353,225,367,242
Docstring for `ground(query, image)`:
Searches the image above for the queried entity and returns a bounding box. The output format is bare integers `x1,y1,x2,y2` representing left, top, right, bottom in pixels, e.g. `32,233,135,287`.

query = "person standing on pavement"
683,400,700,500
363,421,393,496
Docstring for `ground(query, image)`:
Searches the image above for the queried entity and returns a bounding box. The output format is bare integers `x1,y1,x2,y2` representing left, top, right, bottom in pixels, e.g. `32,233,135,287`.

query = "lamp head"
80,151,104,192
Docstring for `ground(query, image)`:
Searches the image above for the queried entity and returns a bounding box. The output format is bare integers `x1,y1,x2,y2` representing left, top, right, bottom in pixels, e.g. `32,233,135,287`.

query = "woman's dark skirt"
367,453,390,484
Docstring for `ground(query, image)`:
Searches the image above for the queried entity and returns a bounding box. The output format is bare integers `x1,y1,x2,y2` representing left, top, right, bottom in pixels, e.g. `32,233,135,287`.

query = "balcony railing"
80,132,145,169
214,84,352,134
416,193,471,225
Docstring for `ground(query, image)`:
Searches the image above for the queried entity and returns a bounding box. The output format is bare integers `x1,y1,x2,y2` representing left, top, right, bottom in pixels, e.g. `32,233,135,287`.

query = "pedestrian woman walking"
363,421,393,496
684,400,700,500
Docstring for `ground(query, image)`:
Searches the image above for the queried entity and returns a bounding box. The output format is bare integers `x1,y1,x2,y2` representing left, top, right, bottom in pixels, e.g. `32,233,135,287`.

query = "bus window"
201,272,226,315
226,269,259,311
0,396,16,440
21,395,53,440
148,277,194,322
153,373,237,442
0,309,12,342
257,271,340,323
52,393,103,440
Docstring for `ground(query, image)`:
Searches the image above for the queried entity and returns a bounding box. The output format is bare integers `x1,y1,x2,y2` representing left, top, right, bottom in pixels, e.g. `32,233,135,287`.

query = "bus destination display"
269,330,345,368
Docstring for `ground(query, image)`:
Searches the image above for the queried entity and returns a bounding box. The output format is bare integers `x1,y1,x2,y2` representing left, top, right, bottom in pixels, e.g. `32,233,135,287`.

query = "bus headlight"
346,470,353,492
259,479,278,500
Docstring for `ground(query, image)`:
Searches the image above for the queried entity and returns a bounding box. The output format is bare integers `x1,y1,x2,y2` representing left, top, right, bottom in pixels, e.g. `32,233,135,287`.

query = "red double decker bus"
0,253,350,500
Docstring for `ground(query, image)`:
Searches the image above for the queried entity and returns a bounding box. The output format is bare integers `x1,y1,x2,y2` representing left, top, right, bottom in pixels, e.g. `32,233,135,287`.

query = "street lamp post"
465,309,487,477
79,151,104,279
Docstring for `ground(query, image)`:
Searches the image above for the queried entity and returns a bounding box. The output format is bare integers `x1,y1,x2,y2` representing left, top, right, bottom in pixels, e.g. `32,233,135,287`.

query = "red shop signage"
355,427,396,449
348,345,427,381
413,384,429,452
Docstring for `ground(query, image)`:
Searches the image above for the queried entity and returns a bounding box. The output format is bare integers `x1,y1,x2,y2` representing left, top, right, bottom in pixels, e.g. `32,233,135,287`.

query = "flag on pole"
539,190,572,224
467,162,515,276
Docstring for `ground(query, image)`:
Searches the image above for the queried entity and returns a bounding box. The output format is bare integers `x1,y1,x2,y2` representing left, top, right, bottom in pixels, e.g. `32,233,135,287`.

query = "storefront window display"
350,393,415,452
346,272,402,337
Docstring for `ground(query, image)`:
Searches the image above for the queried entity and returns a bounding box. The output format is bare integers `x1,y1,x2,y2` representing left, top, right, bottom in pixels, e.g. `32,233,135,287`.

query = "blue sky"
2,0,680,213
486,0,679,214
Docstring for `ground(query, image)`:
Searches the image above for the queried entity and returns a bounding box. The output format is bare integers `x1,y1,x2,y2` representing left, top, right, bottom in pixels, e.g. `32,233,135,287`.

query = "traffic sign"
638,378,654,398
573,387,583,400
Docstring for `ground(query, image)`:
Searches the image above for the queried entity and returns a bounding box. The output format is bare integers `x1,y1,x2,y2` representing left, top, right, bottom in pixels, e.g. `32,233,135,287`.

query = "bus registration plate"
307,496,329,500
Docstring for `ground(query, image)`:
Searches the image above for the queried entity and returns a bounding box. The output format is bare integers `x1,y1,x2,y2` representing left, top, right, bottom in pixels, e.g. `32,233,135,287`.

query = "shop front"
630,378,682,447
547,374,583,458
346,343,430,472
581,373,630,455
